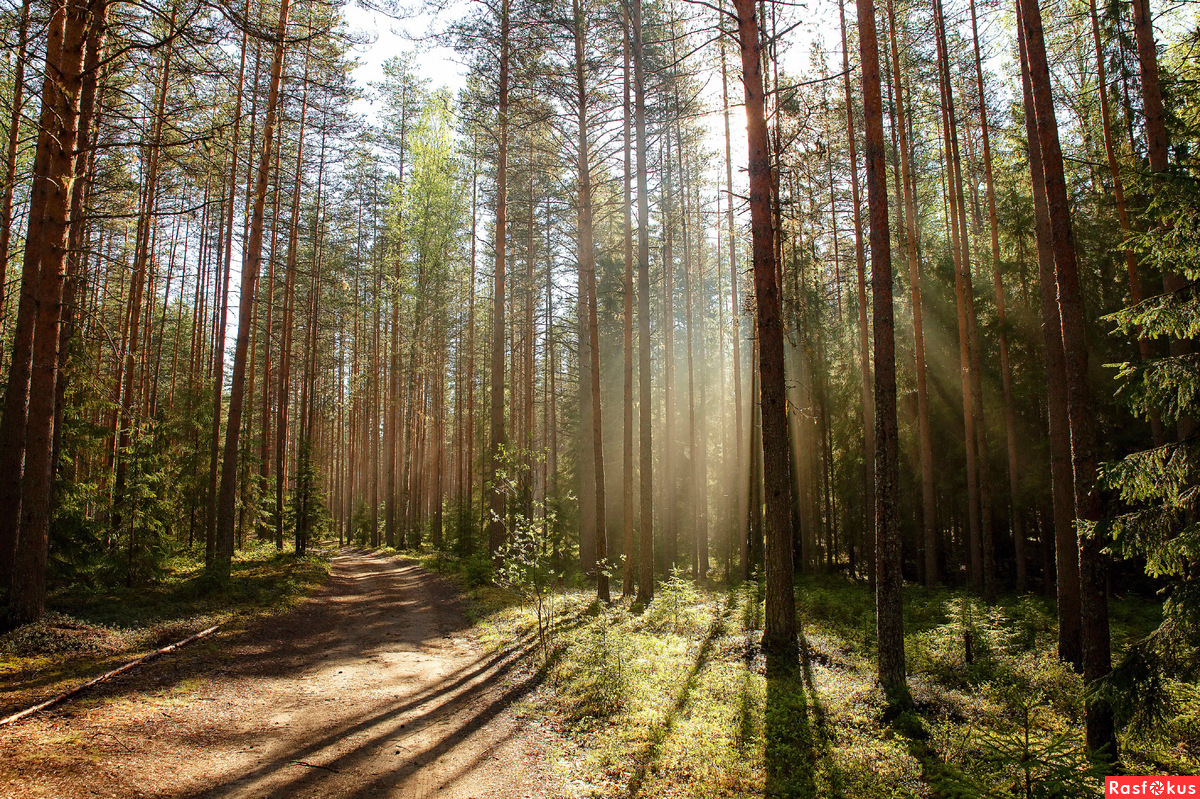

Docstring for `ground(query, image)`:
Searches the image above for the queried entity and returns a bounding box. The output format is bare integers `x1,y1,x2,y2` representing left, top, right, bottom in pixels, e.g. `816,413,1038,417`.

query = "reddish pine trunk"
733,0,796,668
0,0,32,319
216,0,292,576
1017,19,1080,664
487,0,510,561
7,0,92,623
858,0,907,703
842,0,876,581
274,49,310,551
1019,0,1114,757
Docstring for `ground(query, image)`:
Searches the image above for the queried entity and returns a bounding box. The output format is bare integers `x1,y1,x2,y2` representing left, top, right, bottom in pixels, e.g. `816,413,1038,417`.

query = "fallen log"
0,623,221,727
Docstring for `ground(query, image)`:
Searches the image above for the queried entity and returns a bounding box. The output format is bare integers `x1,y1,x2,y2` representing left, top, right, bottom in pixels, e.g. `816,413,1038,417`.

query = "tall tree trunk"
933,0,984,594
207,14,248,563
842,0,876,582
575,0,608,602
487,0,510,561
733,0,796,669
970,0,1025,591
111,15,172,559
7,0,92,622
274,46,310,551
720,35,746,582
1018,2,1082,669
858,0,907,704
53,2,108,485
885,0,937,586
663,132,677,571
0,0,32,320
1019,0,1114,757
621,4,636,596
632,0,654,605
215,0,292,577
1131,0,1191,439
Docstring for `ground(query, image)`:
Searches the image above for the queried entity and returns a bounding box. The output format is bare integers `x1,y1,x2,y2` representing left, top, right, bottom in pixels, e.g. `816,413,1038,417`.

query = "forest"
0,0,1198,793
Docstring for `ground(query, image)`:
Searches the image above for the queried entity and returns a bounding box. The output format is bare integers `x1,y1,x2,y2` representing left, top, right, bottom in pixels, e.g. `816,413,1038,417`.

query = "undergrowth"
0,540,329,703
459,573,1197,798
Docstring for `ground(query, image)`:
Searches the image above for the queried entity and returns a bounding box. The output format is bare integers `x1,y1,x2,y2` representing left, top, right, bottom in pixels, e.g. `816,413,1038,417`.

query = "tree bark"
858,0,907,703
487,0,510,562
1018,0,1114,757
842,0,876,583
720,34,746,583
621,4,636,596
1018,18,1080,666
632,0,654,605
733,0,796,669
0,0,32,320
215,0,292,577
8,0,92,623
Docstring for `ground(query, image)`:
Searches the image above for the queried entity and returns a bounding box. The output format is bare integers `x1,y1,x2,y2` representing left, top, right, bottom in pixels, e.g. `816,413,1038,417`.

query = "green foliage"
936,695,1104,799
288,438,327,556
350,502,374,547
2,543,328,671
1099,167,1200,752
645,567,703,634
496,494,560,656
562,610,632,721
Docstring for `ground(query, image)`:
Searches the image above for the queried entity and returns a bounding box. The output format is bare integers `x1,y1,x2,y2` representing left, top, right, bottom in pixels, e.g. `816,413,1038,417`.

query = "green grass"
454,574,1197,798
0,540,329,704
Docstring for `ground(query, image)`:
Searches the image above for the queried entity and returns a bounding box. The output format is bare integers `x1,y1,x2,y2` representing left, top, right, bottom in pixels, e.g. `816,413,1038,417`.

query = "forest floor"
439,567,1198,798
0,549,565,799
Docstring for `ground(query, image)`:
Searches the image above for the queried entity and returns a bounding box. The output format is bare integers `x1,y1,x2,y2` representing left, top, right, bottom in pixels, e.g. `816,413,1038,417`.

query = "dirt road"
0,550,563,799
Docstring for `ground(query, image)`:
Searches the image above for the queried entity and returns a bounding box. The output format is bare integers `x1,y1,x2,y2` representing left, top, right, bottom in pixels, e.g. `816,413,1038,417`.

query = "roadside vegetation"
426,550,1197,798
0,542,329,718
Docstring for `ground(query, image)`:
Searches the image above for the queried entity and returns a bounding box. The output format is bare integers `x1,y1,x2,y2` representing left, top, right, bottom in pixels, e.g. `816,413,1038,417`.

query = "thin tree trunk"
111,19,172,558
632,0,654,605
574,0,608,602
969,0,1024,591
274,45,310,551
216,0,292,577
720,36,746,582
621,3,635,596
842,0,876,582
886,0,937,587
0,0,32,320
1088,0,1160,444
487,0,510,561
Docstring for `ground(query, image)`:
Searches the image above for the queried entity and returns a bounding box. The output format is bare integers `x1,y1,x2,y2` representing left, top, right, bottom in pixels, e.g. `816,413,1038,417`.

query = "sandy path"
0,550,563,799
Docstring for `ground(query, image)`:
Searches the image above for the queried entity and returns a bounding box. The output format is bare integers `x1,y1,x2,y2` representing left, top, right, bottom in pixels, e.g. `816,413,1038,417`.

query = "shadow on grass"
625,596,735,798
0,549,329,712
761,632,850,799
887,702,947,799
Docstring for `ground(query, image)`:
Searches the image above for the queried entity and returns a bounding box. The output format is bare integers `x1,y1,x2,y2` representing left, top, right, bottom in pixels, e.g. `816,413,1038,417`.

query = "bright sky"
341,0,469,121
